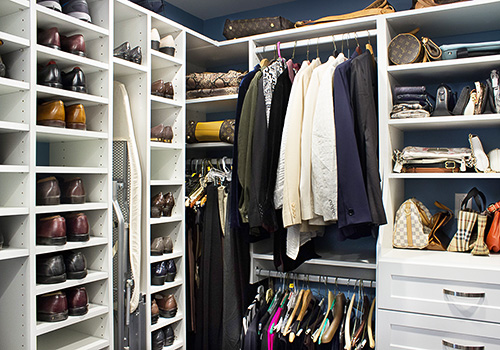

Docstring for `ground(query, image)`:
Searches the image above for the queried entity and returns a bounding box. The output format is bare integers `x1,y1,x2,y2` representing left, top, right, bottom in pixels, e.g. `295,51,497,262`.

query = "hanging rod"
255,268,375,289
255,29,377,54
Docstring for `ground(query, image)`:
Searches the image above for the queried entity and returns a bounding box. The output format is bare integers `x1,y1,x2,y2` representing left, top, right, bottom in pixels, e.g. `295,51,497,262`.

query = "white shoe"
151,28,160,51
159,35,175,56
469,134,490,172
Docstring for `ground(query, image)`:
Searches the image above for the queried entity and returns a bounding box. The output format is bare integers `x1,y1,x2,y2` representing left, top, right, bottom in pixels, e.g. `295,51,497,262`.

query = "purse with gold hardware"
186,119,235,144
223,17,294,40
388,29,442,65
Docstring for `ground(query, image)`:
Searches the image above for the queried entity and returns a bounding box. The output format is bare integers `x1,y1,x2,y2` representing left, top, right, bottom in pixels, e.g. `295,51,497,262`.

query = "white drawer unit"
378,310,500,350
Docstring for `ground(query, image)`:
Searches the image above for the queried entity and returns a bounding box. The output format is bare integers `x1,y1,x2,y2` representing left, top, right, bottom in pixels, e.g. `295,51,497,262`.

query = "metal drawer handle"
443,289,485,298
443,339,484,350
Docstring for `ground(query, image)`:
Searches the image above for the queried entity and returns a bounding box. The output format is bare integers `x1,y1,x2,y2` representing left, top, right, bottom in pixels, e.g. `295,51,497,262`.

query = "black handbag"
223,16,294,40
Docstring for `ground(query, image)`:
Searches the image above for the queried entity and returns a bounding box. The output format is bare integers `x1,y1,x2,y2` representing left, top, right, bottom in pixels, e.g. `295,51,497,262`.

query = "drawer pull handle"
442,339,484,350
443,289,485,298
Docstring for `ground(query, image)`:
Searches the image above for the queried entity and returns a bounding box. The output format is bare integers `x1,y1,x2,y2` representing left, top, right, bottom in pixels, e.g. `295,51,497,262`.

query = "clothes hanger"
306,39,310,62
351,281,367,348
316,37,320,58
344,281,357,350
353,32,362,55
332,35,339,58
367,297,376,348
366,30,374,55
283,287,303,335
313,277,334,343
289,289,311,342
321,278,345,344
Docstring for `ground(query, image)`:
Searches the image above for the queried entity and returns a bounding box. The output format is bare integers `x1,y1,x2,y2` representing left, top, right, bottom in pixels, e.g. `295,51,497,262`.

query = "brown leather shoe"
162,125,173,143
65,103,86,130
151,79,166,97
151,299,160,324
37,100,65,128
37,176,61,205
64,212,89,241
154,294,177,318
151,192,165,218
163,236,173,254
38,27,61,50
37,215,66,245
66,286,88,316
61,34,85,57
151,124,165,142
61,177,86,204
37,291,68,322
164,82,174,99
163,192,175,217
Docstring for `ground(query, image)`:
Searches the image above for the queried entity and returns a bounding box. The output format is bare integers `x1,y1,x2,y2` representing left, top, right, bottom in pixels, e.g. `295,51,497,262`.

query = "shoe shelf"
1,0,29,18
150,215,183,225
36,5,109,40
36,45,109,74
150,278,184,295
185,94,238,113
35,202,108,214
0,76,29,94
388,115,500,131
36,270,108,295
37,85,108,105
113,57,148,75
0,30,30,51
150,250,183,264
150,180,183,186
151,50,182,69
0,207,29,216
37,328,109,350
0,165,29,173
186,142,233,150
0,119,29,132
150,142,183,151
389,173,500,179
150,94,183,108
36,236,108,255
35,166,108,174
0,247,29,261
36,126,108,142
36,303,109,336
151,313,184,332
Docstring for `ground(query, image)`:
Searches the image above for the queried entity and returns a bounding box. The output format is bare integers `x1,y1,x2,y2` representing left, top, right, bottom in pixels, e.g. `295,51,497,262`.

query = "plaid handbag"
393,198,433,249
448,187,486,252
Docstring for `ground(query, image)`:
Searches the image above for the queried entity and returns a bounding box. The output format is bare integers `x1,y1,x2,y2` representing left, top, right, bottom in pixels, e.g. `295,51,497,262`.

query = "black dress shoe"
164,325,174,346
62,67,86,93
165,259,176,282
152,329,165,350
63,251,87,279
151,261,167,285
129,46,142,64
113,42,130,60
38,61,63,89
37,254,66,284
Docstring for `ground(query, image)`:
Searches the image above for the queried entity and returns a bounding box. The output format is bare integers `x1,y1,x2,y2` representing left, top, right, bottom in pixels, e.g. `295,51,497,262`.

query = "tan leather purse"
427,202,453,251
412,0,469,9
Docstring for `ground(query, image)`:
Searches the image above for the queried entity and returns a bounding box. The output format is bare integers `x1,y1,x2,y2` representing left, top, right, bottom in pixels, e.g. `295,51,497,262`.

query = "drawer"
377,309,500,349
378,259,500,323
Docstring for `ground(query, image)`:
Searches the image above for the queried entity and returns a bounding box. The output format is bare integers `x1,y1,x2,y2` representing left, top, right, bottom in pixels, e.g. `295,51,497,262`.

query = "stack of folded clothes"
391,85,435,118
185,70,246,99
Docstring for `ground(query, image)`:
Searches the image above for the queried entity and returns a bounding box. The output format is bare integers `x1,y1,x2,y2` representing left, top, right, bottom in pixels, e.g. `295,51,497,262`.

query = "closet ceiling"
165,0,295,19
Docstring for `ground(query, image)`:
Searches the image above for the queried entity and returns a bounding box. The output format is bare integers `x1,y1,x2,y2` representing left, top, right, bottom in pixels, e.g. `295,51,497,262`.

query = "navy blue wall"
160,1,204,33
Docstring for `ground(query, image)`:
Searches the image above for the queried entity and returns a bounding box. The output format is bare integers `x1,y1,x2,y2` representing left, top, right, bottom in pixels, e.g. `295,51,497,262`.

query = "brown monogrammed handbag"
223,17,294,40
388,31,442,65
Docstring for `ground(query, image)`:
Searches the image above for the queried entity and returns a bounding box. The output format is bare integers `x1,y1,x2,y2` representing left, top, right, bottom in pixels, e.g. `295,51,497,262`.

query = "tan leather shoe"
65,103,86,130
151,299,160,324
150,237,164,256
155,294,177,318
163,236,173,254
37,100,65,128
37,176,61,205
151,79,166,97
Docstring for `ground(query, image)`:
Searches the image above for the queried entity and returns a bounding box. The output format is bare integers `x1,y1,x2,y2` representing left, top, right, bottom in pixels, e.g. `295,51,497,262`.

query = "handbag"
412,0,469,8
441,40,500,60
186,119,235,144
393,146,472,173
488,149,500,172
431,84,454,116
469,134,491,173
448,187,486,252
393,198,432,249
295,0,395,27
427,201,453,251
486,200,500,252
223,17,294,40
186,70,245,91
388,29,441,65
390,103,430,119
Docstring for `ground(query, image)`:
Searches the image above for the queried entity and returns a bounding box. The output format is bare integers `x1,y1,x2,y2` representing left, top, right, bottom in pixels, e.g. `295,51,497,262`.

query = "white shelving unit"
113,0,186,348
0,0,113,348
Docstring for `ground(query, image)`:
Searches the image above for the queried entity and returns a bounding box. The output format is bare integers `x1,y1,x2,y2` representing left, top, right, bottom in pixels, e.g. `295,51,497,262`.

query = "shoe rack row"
112,0,186,349
0,0,113,349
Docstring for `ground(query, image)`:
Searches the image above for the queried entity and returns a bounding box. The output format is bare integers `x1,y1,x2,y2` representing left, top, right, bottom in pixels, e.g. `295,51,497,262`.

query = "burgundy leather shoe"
37,291,68,322
164,82,174,99
61,177,86,204
37,176,61,205
151,192,165,218
66,286,88,315
61,34,85,57
37,215,66,245
64,212,89,241
163,192,175,217
155,294,177,318
38,27,61,50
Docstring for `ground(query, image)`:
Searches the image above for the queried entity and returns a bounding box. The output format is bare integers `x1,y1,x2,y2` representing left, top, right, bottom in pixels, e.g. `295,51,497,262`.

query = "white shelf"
36,166,108,174
0,207,28,216
36,126,108,142
151,50,183,69
0,247,29,261
0,120,29,132
150,313,183,332
150,180,183,186
0,30,29,53
389,172,500,179
186,142,233,150
150,142,183,151
36,270,108,295
150,215,183,225
113,57,148,76
0,0,29,17
150,251,183,264
186,94,238,113
253,252,376,270
0,165,29,173
37,329,109,350
150,278,183,295
388,114,500,131
36,237,108,255
164,339,184,350
36,4,109,40
0,77,29,95
37,85,108,106
35,202,108,214
37,45,109,74
150,95,183,108
36,304,109,336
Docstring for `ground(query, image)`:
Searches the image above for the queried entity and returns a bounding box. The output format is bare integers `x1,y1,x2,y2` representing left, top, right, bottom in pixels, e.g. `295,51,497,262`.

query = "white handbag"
469,134,491,172
488,148,500,172
393,146,472,173
393,198,432,249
